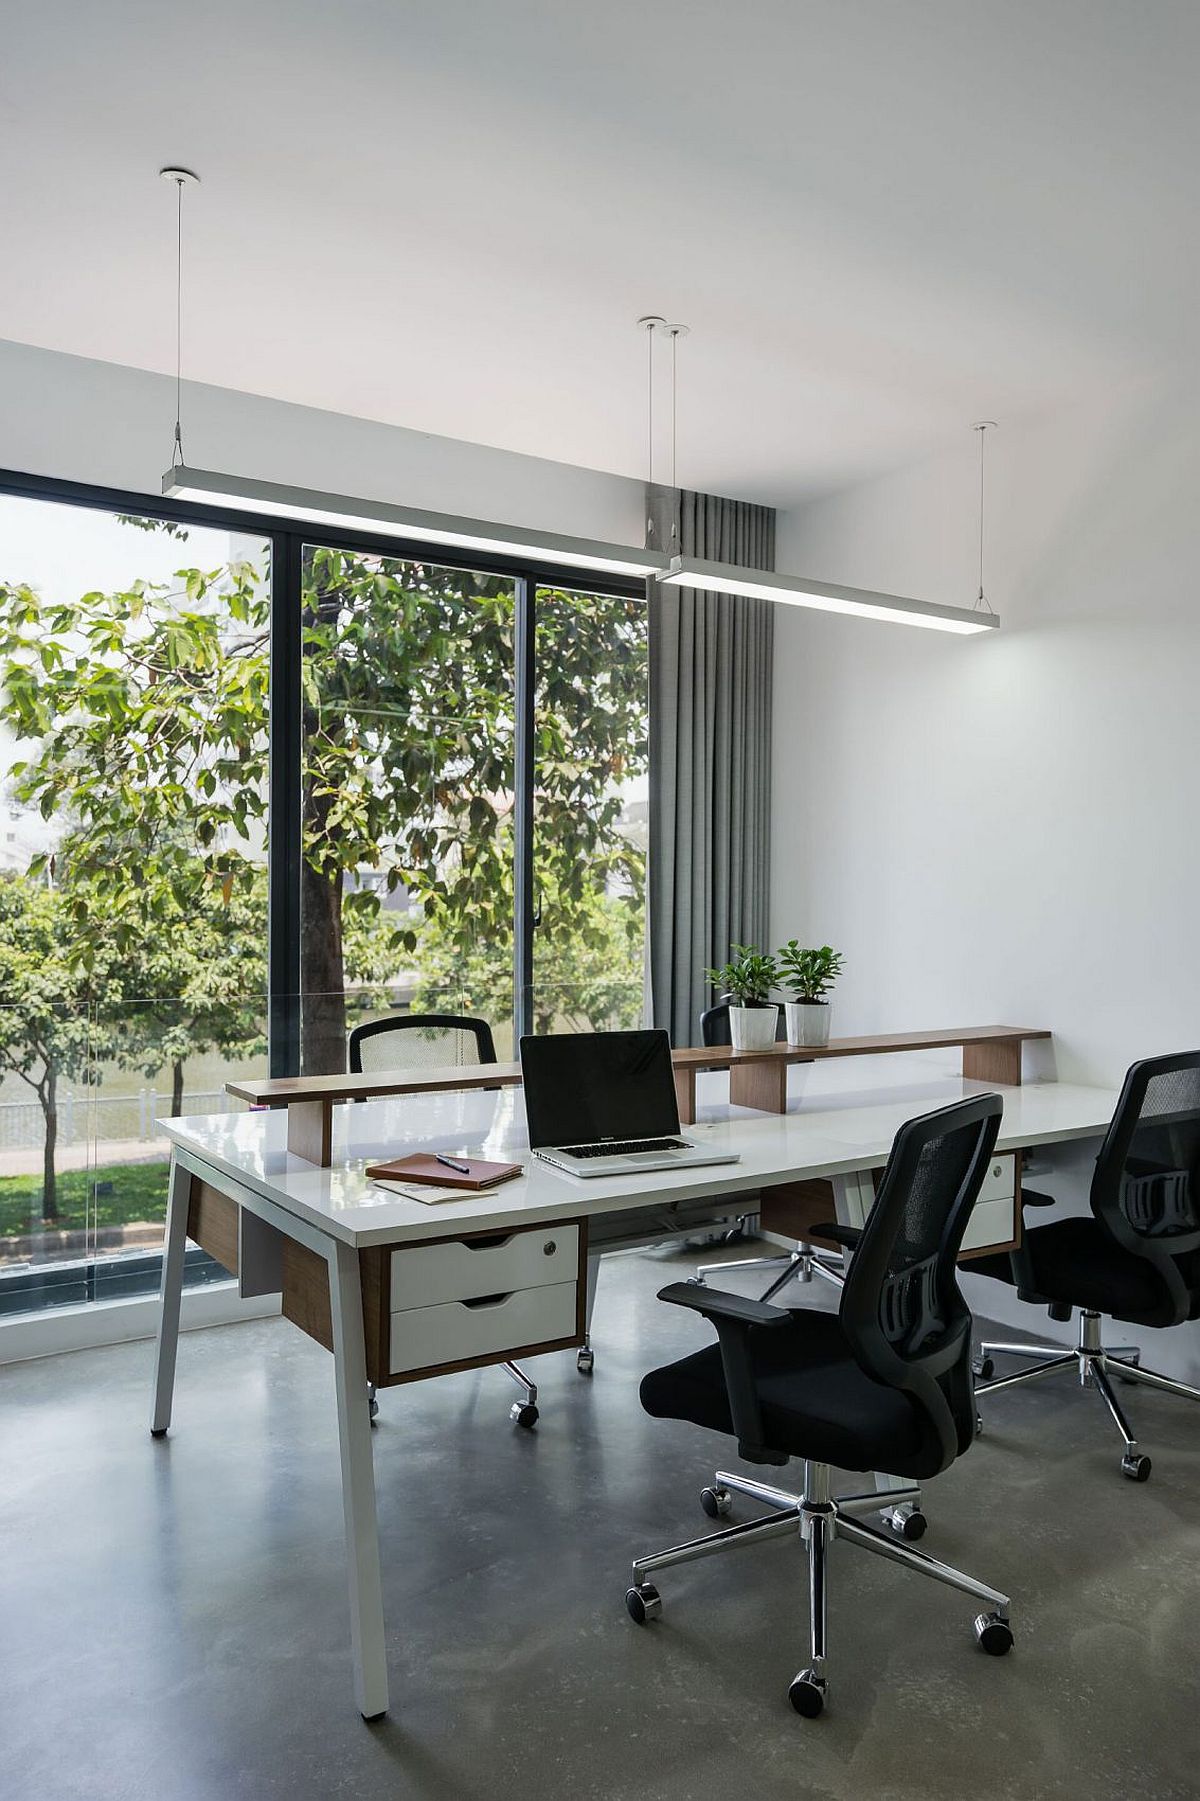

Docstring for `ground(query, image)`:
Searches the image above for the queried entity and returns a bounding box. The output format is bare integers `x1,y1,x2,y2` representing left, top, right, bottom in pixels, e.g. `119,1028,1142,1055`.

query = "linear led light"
657,556,999,634
162,466,670,580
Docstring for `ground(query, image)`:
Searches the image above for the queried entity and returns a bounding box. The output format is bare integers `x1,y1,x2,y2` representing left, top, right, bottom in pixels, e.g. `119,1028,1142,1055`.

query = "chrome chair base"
696,1245,845,1300
975,1308,1200,1479
625,1460,1012,1716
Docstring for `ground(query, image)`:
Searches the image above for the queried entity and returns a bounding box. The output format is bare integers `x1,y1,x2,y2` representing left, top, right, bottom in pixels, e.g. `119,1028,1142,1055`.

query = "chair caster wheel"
887,1507,927,1542
510,1402,539,1428
974,1611,1013,1656
788,1669,827,1717
368,1396,379,1424
972,1355,994,1381
1121,1452,1151,1481
700,1485,732,1520
576,1347,594,1375
625,1582,661,1625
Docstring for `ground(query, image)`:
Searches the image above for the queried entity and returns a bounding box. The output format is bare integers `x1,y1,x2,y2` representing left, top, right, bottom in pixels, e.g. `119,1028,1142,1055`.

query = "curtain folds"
648,489,775,1047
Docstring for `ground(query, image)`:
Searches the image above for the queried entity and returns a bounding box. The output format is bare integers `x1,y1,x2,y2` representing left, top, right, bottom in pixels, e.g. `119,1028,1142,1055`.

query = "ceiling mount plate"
159,166,201,186
636,314,667,331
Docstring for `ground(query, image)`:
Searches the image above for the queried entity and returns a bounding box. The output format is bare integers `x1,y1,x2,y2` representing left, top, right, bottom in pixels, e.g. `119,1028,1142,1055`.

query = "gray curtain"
648,488,775,1047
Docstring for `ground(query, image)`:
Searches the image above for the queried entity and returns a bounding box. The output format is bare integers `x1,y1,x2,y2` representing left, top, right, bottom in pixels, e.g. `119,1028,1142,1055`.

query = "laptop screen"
520,1029,680,1148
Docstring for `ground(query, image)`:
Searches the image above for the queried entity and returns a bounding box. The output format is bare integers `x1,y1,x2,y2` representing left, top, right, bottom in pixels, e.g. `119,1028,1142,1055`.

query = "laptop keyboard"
559,1138,690,1158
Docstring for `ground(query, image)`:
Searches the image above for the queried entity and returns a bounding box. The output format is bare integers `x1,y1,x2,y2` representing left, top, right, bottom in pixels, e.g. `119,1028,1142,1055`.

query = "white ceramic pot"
785,1001,831,1047
728,1004,780,1052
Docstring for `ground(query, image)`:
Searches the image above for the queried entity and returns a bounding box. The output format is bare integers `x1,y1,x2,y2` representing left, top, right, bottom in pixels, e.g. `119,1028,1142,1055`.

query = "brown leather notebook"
364,1152,523,1191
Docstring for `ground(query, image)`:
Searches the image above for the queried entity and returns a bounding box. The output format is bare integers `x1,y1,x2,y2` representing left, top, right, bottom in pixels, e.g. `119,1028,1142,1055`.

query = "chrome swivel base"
696,1245,845,1301
975,1308,1200,1480
625,1460,1012,1717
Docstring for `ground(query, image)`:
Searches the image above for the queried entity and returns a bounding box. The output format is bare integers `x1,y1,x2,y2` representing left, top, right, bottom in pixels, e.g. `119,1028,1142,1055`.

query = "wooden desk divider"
226,1026,1050,1165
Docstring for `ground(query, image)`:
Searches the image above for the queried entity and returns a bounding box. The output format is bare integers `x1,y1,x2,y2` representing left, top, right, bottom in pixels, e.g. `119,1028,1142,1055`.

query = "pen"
435,1153,472,1175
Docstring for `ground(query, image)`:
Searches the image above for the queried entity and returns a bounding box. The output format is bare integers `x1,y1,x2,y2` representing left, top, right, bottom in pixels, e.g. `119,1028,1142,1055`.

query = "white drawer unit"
390,1224,579,1311
389,1282,580,1377
961,1152,1019,1256
977,1154,1016,1205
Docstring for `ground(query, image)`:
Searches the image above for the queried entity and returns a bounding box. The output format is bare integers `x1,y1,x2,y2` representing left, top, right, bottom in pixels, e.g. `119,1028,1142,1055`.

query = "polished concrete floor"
3,1243,1200,1801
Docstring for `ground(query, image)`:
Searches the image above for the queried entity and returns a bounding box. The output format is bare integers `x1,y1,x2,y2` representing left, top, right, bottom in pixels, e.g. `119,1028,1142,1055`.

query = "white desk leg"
150,1153,191,1437
327,1237,389,1721
830,1171,920,1521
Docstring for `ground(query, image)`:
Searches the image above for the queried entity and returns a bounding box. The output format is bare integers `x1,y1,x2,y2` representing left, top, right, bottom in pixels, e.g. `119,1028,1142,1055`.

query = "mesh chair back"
839,1094,1002,1471
1091,1052,1200,1313
348,1013,498,1075
699,1002,786,1048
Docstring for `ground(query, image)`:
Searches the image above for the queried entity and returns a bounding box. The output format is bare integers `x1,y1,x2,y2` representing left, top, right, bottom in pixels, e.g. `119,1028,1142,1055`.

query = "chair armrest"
655,1283,789,1467
657,1281,791,1328
811,1222,861,1249
1019,1188,1056,1208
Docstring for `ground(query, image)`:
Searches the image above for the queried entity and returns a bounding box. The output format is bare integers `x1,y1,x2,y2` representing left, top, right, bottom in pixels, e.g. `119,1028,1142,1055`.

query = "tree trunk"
171,1058,185,1117
41,1065,59,1223
301,859,347,1074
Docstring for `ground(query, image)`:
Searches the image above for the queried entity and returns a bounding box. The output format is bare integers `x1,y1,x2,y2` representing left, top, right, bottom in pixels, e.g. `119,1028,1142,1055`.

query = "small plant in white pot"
777,942,844,1047
707,946,780,1052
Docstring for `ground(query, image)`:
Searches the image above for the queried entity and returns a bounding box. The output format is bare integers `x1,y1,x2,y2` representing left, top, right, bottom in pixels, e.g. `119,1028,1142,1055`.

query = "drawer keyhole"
543,1240,557,1256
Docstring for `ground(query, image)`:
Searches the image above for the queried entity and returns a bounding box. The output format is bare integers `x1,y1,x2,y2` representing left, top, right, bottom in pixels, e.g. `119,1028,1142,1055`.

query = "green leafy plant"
777,941,844,1004
706,944,778,1007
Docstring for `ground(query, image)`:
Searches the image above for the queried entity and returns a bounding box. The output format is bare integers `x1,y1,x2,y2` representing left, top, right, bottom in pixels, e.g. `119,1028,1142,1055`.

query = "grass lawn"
0,1161,168,1237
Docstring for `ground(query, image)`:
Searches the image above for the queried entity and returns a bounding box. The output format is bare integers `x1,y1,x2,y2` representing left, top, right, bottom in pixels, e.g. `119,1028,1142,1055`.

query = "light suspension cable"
160,166,200,468
973,421,997,613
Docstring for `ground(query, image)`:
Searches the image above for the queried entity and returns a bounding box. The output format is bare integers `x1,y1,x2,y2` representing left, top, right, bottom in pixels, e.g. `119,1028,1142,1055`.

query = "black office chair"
626,1093,1013,1718
696,1002,844,1299
347,1011,548,1426
972,1051,1200,1480
349,1011,498,1072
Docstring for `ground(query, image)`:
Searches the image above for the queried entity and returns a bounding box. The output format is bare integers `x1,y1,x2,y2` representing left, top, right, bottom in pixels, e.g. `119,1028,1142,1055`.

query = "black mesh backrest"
348,1013,497,1075
1090,1052,1200,1314
839,1094,1003,1472
699,1003,786,1048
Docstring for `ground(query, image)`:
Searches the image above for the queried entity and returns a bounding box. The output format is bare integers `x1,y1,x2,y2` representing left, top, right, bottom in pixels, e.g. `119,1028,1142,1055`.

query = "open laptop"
520,1028,741,1178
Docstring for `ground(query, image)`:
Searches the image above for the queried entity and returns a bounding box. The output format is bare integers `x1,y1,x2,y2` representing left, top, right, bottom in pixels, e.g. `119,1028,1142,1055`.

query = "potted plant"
777,942,845,1047
706,945,780,1052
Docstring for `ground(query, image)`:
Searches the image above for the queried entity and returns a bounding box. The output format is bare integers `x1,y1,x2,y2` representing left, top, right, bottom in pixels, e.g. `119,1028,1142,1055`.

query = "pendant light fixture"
653,330,999,634
159,173,667,578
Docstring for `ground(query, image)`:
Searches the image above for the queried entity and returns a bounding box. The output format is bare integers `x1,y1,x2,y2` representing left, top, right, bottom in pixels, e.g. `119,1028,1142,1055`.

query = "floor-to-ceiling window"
0,493,271,1315
0,474,649,1328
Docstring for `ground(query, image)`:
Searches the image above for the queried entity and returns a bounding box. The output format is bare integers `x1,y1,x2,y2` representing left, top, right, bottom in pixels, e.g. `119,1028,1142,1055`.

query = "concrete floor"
2,1244,1199,1801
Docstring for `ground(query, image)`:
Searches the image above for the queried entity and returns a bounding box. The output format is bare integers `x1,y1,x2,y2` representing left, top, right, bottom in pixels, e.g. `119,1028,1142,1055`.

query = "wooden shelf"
226,1025,1051,1161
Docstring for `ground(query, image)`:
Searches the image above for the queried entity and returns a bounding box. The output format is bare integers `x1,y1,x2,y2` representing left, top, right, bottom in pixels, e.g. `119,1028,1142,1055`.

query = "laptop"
520,1028,741,1178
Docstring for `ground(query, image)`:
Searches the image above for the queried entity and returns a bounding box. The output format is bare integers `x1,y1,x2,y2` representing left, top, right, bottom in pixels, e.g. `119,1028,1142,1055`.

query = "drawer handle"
462,1234,515,1251
461,1292,513,1311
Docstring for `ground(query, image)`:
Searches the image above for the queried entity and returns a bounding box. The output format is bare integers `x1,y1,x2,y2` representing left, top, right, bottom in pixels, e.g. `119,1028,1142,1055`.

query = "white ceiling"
3,0,1200,507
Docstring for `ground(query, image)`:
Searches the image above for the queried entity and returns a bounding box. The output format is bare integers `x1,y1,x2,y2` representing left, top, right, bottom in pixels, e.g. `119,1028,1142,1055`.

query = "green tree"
0,540,648,1087
0,874,114,1220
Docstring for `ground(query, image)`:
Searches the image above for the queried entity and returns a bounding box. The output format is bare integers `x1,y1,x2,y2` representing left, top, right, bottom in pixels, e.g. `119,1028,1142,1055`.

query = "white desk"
152,1063,1118,1720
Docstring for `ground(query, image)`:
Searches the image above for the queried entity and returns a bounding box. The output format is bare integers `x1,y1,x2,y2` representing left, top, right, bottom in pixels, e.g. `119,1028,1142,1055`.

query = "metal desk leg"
327,1237,389,1721
831,1170,923,1527
150,1153,191,1437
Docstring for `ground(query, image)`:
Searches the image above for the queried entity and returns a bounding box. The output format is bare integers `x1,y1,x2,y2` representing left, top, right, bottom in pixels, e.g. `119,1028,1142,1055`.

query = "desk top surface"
164,1057,1117,1249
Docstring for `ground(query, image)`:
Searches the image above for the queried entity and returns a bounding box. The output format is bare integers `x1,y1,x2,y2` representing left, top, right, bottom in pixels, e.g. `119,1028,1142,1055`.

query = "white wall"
771,376,1200,1377
0,338,646,545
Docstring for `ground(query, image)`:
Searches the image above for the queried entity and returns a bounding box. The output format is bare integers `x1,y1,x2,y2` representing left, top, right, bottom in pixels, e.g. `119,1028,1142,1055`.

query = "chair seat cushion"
1012,1217,1173,1324
639,1307,944,1480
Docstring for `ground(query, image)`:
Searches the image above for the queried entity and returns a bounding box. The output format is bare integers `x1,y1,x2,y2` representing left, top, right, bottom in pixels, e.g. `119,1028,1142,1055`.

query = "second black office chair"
972,1050,1200,1480
348,1011,547,1425
626,1093,1013,1718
